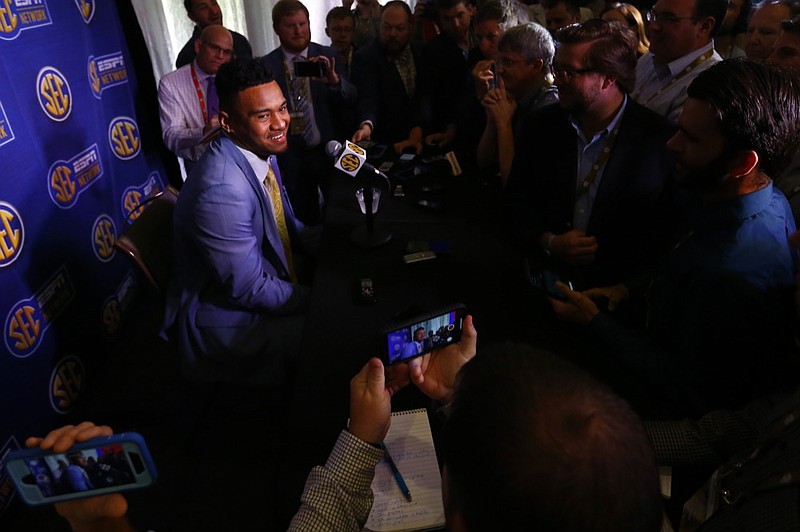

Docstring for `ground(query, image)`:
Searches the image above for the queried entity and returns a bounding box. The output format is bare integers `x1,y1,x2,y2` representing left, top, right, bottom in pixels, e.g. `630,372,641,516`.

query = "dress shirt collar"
698,181,774,228
192,59,214,80
569,94,628,144
652,40,715,79
235,142,271,183
282,46,310,62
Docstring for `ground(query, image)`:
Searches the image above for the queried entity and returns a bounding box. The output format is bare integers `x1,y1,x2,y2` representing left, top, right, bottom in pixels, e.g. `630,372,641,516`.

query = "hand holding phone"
6,424,157,506
381,304,466,365
294,60,328,78
407,314,477,403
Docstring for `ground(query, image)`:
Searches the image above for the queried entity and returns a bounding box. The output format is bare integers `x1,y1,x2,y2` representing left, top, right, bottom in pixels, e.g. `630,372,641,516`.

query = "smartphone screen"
5,433,157,505
384,306,465,365
530,270,573,301
294,61,326,77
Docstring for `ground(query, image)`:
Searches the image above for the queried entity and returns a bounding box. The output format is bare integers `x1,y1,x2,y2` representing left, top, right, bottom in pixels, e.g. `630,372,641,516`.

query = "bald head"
195,24,234,74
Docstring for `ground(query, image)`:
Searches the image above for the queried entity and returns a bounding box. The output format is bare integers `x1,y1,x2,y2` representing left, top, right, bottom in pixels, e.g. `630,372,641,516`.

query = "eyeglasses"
202,41,233,57
495,57,529,68
551,64,595,80
646,9,697,24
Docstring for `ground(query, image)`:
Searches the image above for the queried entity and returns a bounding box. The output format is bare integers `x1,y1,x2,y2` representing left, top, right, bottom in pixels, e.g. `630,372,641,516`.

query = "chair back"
115,186,179,294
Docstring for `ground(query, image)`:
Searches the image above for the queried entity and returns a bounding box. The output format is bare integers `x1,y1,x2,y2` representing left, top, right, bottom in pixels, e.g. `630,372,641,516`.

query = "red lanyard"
190,63,209,124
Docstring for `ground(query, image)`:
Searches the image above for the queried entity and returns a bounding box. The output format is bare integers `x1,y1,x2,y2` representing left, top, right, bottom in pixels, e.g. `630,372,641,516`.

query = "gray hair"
498,22,555,71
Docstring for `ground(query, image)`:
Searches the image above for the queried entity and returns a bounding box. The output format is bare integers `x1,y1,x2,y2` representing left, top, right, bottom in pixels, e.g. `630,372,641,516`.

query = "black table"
275,159,556,525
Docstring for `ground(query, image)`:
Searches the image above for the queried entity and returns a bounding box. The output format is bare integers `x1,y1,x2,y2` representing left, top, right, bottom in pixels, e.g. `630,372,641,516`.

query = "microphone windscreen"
325,140,343,159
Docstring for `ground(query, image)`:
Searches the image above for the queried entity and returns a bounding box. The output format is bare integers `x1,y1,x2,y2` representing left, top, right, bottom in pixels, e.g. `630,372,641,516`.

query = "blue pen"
379,442,413,502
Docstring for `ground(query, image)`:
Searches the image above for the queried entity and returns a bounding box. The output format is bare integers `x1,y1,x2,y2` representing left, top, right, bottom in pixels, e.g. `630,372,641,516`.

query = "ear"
325,27,331,38
531,58,545,72
698,16,715,38
219,110,231,132
601,74,617,90
194,37,203,56
729,149,759,178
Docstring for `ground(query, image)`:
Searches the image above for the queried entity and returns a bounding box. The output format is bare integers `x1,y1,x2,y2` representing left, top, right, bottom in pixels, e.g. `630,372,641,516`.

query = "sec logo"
92,214,116,262
37,66,71,122
341,153,361,172
0,201,24,268
50,355,85,414
108,116,140,160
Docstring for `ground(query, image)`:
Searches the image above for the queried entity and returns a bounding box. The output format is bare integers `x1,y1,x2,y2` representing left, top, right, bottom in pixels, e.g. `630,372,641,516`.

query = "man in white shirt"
632,0,726,123
158,25,233,175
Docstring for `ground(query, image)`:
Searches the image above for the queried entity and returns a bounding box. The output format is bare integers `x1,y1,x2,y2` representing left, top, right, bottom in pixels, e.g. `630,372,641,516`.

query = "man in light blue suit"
262,0,357,225
162,57,317,386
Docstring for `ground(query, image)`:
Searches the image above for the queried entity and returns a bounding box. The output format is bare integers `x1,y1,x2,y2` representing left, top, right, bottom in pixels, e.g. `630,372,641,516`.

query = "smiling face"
221,81,290,158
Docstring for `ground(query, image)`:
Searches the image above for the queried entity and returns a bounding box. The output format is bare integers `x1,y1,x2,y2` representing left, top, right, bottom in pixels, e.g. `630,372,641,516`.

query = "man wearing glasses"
158,25,234,176
632,0,727,123
506,19,675,290
174,0,252,69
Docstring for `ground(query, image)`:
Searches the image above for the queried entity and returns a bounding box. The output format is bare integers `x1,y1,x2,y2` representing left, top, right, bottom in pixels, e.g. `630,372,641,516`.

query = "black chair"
115,186,179,295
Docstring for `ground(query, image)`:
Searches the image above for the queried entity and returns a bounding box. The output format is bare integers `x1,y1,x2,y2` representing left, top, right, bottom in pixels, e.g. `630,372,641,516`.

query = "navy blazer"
351,39,422,143
505,100,677,287
262,43,357,143
163,135,310,368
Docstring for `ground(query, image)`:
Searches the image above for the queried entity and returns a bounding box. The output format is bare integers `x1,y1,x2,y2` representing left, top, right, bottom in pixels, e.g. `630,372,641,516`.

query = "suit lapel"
221,137,289,274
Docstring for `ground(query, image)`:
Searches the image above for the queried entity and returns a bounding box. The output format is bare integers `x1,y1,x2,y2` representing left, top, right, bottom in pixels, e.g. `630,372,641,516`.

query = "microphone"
325,140,390,183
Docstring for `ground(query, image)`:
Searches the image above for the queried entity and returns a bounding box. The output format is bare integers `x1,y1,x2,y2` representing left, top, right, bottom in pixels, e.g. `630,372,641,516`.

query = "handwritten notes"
363,409,445,532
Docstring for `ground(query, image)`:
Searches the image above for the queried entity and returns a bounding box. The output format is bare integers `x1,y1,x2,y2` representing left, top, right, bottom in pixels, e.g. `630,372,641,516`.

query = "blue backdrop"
0,0,167,514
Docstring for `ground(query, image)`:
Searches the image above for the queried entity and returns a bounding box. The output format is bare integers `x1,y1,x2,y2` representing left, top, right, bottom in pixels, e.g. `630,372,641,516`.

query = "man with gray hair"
476,22,558,184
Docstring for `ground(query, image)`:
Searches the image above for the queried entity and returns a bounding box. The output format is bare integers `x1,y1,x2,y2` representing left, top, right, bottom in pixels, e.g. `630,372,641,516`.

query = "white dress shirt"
632,41,720,124
158,60,214,164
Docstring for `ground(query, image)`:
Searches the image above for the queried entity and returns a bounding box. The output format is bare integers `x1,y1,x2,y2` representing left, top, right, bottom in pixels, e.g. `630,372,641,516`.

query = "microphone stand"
351,166,392,247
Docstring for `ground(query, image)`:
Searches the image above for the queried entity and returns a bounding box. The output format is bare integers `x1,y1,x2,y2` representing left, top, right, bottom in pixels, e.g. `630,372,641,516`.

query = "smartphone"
530,269,573,301
4,432,157,506
380,304,466,365
294,60,327,77
488,63,497,90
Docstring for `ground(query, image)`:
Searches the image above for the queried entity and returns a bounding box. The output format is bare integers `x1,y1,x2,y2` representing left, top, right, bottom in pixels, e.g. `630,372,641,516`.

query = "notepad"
363,408,445,532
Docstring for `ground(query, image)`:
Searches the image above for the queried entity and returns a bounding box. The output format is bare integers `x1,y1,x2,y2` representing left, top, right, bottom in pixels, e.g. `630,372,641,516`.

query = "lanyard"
574,121,622,200
190,63,209,124
636,49,714,105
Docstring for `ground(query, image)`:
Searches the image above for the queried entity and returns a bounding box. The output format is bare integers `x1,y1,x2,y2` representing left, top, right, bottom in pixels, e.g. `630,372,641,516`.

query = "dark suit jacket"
162,135,311,383
351,39,423,144
262,43,357,144
175,26,252,69
505,99,677,287
415,32,473,132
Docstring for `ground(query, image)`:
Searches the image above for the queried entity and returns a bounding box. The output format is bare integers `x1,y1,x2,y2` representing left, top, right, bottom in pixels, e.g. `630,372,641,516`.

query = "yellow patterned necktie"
264,159,297,283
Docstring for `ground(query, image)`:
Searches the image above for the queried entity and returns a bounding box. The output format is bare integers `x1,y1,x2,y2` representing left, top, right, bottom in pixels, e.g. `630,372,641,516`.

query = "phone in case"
4,432,157,505
380,304,466,365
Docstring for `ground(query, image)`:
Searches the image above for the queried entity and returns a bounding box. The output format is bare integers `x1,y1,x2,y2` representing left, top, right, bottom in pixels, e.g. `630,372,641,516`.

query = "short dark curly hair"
216,57,277,113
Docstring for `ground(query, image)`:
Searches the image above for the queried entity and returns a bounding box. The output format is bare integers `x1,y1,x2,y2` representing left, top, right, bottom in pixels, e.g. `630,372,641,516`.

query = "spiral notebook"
363,408,445,532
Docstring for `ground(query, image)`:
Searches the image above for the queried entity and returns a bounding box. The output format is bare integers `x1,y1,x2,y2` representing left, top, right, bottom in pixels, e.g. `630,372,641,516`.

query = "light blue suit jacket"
162,134,311,374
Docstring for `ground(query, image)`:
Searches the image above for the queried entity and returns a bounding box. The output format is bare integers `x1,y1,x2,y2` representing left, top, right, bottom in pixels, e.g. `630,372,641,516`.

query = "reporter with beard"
551,59,800,419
